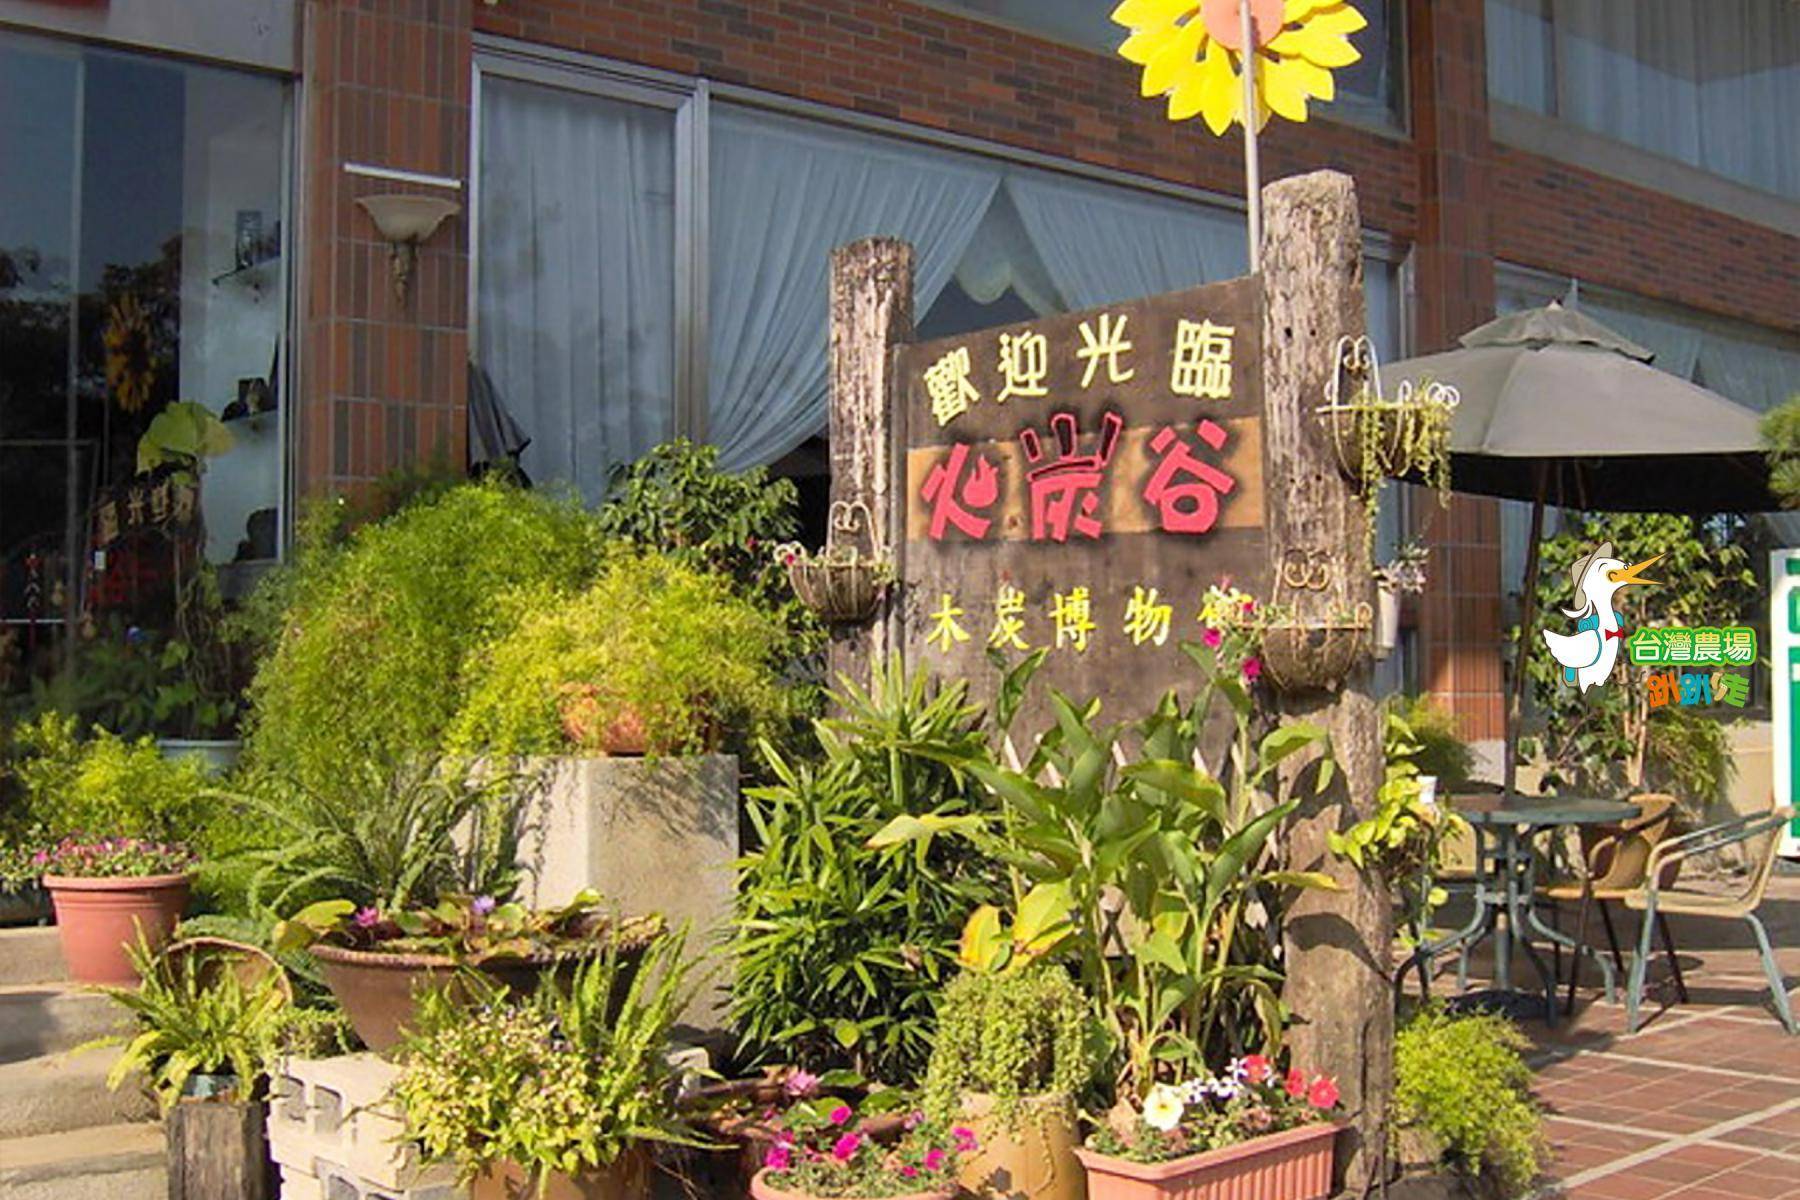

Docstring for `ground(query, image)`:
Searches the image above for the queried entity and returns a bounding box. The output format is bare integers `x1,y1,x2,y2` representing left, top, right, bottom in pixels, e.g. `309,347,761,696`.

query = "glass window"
924,0,1406,126
1486,0,1800,199
476,77,677,500
0,31,289,687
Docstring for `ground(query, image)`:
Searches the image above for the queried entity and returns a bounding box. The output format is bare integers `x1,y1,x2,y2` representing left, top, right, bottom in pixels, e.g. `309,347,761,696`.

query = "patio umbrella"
1381,301,1776,793
467,360,532,485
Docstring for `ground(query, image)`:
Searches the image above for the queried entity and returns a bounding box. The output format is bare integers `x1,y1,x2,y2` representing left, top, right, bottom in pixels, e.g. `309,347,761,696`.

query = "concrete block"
514,755,739,1030
268,1055,457,1193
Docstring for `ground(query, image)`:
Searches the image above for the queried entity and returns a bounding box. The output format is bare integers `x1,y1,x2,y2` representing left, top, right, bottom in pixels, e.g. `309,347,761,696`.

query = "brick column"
1407,0,1504,746
298,0,472,499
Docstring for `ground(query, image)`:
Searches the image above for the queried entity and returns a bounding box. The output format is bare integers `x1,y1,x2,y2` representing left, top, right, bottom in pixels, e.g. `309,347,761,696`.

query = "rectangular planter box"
1074,1121,1339,1200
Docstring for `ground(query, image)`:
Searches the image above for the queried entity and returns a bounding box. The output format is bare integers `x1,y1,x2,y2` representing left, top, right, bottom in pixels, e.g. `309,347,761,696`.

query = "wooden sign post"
1262,171,1390,1190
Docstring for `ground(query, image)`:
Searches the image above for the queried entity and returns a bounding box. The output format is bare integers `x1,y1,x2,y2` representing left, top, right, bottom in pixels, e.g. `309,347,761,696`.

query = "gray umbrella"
1382,301,1776,793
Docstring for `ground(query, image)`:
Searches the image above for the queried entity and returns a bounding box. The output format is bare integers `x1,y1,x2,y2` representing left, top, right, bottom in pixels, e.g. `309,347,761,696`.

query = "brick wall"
298,0,472,497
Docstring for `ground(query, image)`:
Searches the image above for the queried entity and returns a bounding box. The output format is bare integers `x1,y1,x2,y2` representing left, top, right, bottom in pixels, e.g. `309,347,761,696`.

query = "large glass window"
923,0,1406,127
476,76,679,500
0,31,289,688
1486,0,1800,199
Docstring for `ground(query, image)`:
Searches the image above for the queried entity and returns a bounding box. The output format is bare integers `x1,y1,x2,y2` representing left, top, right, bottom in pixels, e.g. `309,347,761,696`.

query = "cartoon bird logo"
1541,541,1662,693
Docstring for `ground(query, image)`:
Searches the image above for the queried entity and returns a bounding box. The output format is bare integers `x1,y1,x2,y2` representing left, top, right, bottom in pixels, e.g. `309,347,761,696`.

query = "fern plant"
85,938,289,1111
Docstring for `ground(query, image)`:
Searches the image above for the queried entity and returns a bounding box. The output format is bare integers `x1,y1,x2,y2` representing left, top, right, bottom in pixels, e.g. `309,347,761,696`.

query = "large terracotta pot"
44,872,191,985
958,1092,1085,1200
311,940,649,1054
471,1150,650,1200
749,1168,954,1200
1074,1122,1340,1200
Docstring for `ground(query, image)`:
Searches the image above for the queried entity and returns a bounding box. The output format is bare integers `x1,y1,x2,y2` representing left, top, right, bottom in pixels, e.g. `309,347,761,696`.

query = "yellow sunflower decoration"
103,294,158,414
1113,0,1366,134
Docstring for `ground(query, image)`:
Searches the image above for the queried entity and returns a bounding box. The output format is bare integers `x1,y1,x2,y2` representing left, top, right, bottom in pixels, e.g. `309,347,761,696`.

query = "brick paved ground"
1428,874,1800,1199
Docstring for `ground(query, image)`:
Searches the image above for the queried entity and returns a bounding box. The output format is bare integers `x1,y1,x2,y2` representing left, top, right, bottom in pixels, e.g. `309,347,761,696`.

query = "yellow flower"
1112,0,1366,134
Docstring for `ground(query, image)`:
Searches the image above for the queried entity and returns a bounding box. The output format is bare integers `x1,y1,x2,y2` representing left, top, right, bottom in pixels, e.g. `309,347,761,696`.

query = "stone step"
0,1052,156,1139
0,930,65,989
0,1122,164,1200
0,985,131,1064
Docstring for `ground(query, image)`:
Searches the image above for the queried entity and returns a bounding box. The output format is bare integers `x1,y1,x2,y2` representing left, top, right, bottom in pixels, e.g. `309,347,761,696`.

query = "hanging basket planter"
776,500,894,625
1261,614,1370,694
1313,335,1458,489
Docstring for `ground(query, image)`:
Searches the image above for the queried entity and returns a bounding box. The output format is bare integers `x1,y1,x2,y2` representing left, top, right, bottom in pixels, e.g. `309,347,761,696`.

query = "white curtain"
1486,0,1800,200
477,79,676,500
707,106,999,471
1004,169,1249,310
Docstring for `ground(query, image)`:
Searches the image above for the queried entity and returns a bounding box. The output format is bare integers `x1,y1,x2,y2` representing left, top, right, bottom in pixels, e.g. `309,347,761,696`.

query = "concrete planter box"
514,755,739,1031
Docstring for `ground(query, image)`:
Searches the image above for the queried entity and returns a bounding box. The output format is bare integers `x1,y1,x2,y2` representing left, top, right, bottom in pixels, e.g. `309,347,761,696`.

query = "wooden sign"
896,277,1266,713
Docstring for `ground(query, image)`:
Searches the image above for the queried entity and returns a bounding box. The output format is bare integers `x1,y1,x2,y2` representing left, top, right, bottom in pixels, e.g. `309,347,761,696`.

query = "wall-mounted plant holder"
1260,547,1372,694
1314,335,1459,491
777,500,894,624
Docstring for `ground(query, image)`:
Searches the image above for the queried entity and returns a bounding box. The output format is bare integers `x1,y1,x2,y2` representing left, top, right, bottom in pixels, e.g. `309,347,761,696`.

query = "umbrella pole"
1504,490,1547,799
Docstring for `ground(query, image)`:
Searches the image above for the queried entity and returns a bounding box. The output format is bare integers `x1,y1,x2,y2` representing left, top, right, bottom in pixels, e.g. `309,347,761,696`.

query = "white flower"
1142,1084,1186,1132
1178,1078,1209,1106
1206,1077,1242,1102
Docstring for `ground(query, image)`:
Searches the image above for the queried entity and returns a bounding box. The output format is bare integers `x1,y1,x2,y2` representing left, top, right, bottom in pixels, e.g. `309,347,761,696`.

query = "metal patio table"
1411,794,1640,1025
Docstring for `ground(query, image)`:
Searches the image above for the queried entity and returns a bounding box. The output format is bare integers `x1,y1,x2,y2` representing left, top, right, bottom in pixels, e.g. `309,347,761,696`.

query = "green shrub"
450,553,788,757
1392,695,1476,787
12,715,210,846
732,659,1003,1081
241,480,603,789
1393,1006,1543,1195
923,966,1093,1131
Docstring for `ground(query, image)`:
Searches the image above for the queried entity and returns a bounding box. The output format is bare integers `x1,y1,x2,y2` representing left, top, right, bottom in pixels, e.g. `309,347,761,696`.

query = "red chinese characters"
1021,411,1124,543
921,443,1001,541
1143,419,1236,534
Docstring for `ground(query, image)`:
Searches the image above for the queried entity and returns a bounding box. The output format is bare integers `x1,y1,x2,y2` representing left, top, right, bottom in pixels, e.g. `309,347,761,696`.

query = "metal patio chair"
1623,806,1798,1034
1537,793,1682,1015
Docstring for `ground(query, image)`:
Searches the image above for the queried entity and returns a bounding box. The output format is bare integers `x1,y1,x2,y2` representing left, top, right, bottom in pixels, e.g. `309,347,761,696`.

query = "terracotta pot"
957,1092,1085,1200
311,939,648,1054
44,872,192,985
750,1167,955,1200
1075,1122,1340,1200
471,1150,650,1200
558,686,651,756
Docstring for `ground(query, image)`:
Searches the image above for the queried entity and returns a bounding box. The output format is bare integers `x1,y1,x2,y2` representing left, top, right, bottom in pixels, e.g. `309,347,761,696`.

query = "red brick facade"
300,0,472,495
292,0,1799,741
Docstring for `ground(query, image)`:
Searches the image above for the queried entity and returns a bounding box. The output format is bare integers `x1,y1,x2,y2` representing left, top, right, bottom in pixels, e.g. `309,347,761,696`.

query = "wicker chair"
1537,793,1681,1015
1623,806,1797,1034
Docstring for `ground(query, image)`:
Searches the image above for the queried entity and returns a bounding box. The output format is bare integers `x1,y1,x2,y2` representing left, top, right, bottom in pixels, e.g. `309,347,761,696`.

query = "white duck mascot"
1541,541,1662,693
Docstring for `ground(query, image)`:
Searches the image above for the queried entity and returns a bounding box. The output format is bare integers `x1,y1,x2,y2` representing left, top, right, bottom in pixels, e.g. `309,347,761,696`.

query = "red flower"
1307,1076,1340,1110
1242,656,1264,682
1284,1067,1308,1098
1241,1054,1272,1084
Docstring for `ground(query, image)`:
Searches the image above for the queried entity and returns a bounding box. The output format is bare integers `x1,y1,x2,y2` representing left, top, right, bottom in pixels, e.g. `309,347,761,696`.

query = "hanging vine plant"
1314,335,1459,552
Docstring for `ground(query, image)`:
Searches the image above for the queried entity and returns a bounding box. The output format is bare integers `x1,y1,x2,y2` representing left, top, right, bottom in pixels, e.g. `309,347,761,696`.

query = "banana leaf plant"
871,642,1338,1100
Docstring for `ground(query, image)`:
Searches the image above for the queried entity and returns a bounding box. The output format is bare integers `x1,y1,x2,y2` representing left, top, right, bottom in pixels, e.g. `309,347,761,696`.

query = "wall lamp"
355,194,461,305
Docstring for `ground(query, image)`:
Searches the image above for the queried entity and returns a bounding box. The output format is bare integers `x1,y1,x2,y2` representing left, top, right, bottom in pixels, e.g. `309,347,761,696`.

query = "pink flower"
900,1165,919,1179
1242,657,1263,682
828,1104,853,1126
923,1148,946,1172
1241,597,1256,613
832,1133,861,1161
1201,628,1223,648
783,1069,819,1099
951,1127,978,1153
763,1145,792,1172
1308,1076,1340,1110
1284,1067,1308,1098
352,907,382,929
903,1110,925,1131
1241,1054,1272,1084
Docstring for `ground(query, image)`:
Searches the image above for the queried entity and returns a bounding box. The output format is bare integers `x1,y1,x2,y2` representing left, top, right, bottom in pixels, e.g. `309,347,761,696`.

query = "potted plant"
450,552,788,758
776,498,894,625
38,837,198,984
922,965,1092,1200
686,1068,908,1197
1076,1056,1342,1200
0,840,51,925
275,890,664,1054
84,938,294,1200
750,1097,973,1200
1373,540,1429,660
1258,603,1372,695
392,927,704,1199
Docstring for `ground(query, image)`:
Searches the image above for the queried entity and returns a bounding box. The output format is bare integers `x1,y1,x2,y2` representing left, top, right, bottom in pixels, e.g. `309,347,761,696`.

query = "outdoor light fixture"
355,194,461,304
